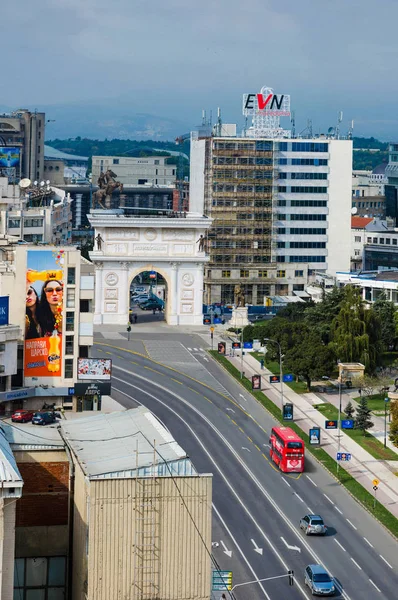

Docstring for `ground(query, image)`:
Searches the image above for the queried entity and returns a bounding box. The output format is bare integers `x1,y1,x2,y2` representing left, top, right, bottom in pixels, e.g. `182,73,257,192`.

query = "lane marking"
130,361,138,365
231,419,237,426
334,539,346,552
369,579,381,593
305,475,317,487
193,347,198,351
255,444,261,452
171,378,183,385
280,537,301,552
346,519,357,530
213,504,271,599
306,507,314,514
187,347,192,351
363,537,373,548
294,492,305,504
112,368,350,600
323,493,334,505
238,426,245,433
379,555,393,569
282,478,291,488
334,506,343,515
144,366,162,374
247,436,253,442
350,558,362,571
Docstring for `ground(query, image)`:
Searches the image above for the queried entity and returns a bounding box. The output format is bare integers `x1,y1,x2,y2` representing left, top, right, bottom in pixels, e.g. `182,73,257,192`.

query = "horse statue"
92,169,124,209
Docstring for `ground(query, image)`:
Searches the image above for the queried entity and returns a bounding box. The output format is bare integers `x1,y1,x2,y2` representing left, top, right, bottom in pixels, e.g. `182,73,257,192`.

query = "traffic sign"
283,374,294,382
325,420,338,430
243,341,253,349
372,479,380,486
212,570,232,591
336,452,351,461
373,485,378,491
341,419,354,429
269,375,281,384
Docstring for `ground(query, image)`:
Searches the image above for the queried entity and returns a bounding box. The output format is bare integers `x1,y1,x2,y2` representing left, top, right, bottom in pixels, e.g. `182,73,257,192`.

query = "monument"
229,284,250,328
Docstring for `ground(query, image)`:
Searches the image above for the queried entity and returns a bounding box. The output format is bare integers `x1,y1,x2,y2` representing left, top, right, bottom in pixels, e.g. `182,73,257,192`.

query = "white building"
92,156,176,187
336,271,398,304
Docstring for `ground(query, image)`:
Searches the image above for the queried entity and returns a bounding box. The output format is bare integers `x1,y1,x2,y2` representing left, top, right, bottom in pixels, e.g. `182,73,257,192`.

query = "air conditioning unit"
0,343,5,352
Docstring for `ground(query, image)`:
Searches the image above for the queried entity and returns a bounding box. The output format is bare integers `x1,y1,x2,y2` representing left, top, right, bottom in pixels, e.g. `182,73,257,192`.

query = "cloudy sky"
2,0,398,139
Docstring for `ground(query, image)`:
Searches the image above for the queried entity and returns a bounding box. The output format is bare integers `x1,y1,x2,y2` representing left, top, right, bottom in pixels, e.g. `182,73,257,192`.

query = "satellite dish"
19,178,31,189
33,181,38,186
46,180,50,185
40,181,45,187
351,207,358,215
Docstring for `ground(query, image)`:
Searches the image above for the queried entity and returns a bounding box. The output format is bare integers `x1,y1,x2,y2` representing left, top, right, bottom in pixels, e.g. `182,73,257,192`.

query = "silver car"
300,514,327,535
305,564,335,596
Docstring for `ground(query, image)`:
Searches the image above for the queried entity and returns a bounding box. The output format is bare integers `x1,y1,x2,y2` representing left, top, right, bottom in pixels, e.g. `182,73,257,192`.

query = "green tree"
283,329,335,391
389,401,398,448
305,286,345,344
354,396,374,434
344,401,355,419
372,292,396,350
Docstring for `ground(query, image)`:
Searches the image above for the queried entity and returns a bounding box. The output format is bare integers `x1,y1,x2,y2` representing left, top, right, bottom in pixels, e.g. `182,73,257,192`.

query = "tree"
283,329,335,391
305,286,345,344
354,396,374,434
344,401,355,419
372,292,396,351
389,400,398,448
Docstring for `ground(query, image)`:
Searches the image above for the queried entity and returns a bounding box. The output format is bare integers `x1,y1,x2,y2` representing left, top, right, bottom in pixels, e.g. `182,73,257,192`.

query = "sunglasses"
44,286,63,294
27,289,35,296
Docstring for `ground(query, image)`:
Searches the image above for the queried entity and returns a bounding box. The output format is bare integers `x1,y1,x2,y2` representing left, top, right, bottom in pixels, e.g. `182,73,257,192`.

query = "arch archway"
128,264,171,323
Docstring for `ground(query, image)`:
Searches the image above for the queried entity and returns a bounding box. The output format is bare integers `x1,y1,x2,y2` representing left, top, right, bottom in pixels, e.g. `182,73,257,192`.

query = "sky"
2,0,398,139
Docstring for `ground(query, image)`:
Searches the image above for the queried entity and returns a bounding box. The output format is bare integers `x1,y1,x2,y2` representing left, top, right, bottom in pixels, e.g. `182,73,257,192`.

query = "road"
96,339,398,599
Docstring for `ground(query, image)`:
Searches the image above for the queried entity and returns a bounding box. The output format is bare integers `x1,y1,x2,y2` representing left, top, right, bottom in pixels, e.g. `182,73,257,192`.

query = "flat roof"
44,145,88,162
0,426,23,484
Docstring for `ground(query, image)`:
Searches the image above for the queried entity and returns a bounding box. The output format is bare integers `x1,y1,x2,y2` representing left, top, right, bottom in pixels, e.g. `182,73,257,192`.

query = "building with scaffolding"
190,86,352,305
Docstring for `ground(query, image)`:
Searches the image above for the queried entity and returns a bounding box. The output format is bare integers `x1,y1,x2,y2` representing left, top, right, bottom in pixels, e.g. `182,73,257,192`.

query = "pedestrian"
153,308,156,315
133,314,137,324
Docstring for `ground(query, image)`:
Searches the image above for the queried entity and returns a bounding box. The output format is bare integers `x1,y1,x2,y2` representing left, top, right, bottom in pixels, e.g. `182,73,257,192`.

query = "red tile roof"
351,216,373,229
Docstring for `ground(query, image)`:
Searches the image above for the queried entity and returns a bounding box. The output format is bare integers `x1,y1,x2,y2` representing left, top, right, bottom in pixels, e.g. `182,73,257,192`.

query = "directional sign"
283,374,294,382
214,317,222,324
270,375,281,384
372,479,380,487
341,419,354,429
336,452,351,461
325,420,338,430
212,570,232,591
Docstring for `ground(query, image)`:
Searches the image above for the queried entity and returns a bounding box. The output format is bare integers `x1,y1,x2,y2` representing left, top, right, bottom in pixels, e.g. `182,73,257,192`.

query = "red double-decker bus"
269,426,305,473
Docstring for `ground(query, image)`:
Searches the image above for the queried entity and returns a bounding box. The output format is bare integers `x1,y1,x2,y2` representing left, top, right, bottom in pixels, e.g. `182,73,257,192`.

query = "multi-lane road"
96,338,398,599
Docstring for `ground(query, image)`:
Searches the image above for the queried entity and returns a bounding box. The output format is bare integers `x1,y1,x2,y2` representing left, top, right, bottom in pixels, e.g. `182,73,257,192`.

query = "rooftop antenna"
202,110,206,126
216,107,222,136
336,111,343,139
290,111,296,138
348,119,354,140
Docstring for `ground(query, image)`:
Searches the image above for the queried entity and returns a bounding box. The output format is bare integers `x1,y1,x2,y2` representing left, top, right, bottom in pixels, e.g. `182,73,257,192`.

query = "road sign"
283,403,294,421
270,375,281,384
309,427,320,445
210,326,215,333
212,570,232,591
243,341,253,349
373,485,378,491
372,478,380,486
341,419,354,429
325,420,338,430
283,374,294,382
336,452,351,461
214,317,222,324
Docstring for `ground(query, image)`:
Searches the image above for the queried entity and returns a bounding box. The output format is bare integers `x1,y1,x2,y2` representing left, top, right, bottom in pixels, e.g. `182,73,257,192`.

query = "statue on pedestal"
234,284,245,308
92,169,124,209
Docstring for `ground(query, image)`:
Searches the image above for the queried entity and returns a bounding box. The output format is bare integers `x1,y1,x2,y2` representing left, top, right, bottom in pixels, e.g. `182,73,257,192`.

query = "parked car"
300,514,327,536
12,409,35,423
304,565,335,596
132,294,149,304
139,300,162,311
32,412,56,426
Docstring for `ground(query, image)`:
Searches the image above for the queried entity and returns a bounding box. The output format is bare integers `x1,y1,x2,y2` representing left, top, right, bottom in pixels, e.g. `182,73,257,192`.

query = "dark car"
305,564,335,596
139,300,162,311
32,412,56,426
12,410,35,423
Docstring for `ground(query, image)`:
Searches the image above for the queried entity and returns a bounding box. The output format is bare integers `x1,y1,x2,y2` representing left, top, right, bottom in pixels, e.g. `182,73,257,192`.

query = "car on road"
300,514,327,535
304,564,335,596
139,300,162,311
11,409,35,423
32,412,56,426
132,294,149,304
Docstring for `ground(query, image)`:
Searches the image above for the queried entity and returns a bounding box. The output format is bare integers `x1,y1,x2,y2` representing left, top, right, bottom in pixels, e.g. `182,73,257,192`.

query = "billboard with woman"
24,250,64,378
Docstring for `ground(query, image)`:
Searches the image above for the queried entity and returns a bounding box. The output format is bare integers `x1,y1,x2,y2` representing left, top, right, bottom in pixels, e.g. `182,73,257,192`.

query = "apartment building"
92,155,176,186
0,110,45,182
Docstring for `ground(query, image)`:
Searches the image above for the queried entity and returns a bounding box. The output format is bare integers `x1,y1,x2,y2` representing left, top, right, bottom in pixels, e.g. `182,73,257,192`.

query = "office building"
0,109,45,182
190,87,352,304
92,155,176,186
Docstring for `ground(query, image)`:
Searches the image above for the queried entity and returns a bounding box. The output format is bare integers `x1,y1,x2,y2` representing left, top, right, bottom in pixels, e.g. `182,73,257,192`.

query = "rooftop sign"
243,88,291,117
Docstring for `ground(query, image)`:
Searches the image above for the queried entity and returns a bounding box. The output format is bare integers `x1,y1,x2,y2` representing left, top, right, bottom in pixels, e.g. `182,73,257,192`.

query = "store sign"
74,381,111,396
0,296,9,326
243,89,291,117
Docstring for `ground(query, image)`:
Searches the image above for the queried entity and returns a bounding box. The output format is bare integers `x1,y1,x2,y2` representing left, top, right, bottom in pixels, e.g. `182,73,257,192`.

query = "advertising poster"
217,342,226,355
24,250,64,378
309,427,320,445
77,358,112,380
252,375,261,390
0,147,20,168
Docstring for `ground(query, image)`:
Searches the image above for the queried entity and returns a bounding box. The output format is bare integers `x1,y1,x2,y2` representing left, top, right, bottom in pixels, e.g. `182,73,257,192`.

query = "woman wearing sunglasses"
25,285,42,339
36,280,64,336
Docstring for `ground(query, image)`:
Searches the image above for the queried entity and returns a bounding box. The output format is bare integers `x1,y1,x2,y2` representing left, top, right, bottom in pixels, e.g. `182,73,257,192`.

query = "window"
292,158,328,166
290,172,327,180
367,237,372,243
64,359,73,379
373,237,378,243
354,250,360,256
113,158,119,164
66,288,75,308
278,199,287,206
67,267,76,285
289,228,326,235
386,238,391,245
380,238,385,244
279,172,287,179
65,335,74,355
291,142,328,152
277,241,286,248
258,270,268,278
277,228,286,234
290,186,327,194
276,270,286,278
278,186,287,193
8,218,20,228
240,270,249,277
393,239,397,246
154,160,160,165
289,255,326,263
290,214,327,221
290,200,327,207
279,158,288,165
295,270,304,277
24,218,44,228
80,299,90,312
66,312,75,331
222,270,231,278
355,236,361,242
290,241,326,248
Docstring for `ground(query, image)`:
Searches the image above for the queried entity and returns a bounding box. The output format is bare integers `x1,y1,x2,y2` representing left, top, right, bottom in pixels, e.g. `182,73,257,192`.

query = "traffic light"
288,570,294,586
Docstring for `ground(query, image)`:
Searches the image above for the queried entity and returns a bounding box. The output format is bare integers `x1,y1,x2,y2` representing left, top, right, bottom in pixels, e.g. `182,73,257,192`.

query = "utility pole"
337,379,342,477
264,338,284,410
384,397,389,448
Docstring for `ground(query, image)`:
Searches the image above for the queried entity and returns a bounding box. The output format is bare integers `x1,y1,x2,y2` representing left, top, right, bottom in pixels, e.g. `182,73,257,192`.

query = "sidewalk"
224,349,398,519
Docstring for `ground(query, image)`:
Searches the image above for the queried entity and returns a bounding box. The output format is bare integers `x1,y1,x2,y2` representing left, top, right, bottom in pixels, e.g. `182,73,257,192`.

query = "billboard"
77,358,112,380
24,250,64,379
0,296,9,326
0,147,20,168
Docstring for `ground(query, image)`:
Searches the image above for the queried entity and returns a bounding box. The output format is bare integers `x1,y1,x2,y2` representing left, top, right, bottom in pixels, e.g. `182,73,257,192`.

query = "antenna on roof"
336,111,343,139
348,120,354,140
290,111,296,138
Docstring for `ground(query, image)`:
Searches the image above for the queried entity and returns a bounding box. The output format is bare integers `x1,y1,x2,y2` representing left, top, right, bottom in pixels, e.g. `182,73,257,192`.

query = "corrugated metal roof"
0,427,23,485
60,407,191,479
44,144,88,162
2,422,64,450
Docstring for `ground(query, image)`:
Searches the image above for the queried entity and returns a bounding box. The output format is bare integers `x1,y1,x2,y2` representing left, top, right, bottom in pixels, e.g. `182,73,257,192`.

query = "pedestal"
230,306,250,328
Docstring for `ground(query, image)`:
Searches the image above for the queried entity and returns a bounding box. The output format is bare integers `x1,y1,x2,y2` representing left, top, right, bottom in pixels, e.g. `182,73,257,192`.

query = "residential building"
351,216,375,270
92,155,176,186
369,163,387,192
351,169,385,218
173,179,190,211
336,270,398,304
0,109,45,182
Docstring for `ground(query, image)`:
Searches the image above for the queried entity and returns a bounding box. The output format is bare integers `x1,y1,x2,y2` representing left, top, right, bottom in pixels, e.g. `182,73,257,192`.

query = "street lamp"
384,396,390,448
337,360,343,477
264,338,284,409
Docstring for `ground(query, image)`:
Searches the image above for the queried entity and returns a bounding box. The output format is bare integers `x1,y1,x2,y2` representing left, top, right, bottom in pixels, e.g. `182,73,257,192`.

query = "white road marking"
226,408,235,413
294,492,305,503
363,537,373,548
282,477,291,488
350,558,362,571
369,579,381,593
306,507,314,514
379,555,393,569
346,519,357,530
193,347,198,351
187,347,192,351
334,539,346,552
242,447,251,452
305,475,318,487
323,493,334,505
213,505,271,599
334,506,343,515
251,538,264,555
203,357,209,362
239,393,248,402
220,540,232,557
280,537,301,552
112,368,350,600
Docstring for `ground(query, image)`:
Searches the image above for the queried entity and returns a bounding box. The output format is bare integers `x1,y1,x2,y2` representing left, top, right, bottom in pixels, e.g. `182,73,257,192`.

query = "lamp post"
337,379,342,477
384,397,389,448
264,338,284,409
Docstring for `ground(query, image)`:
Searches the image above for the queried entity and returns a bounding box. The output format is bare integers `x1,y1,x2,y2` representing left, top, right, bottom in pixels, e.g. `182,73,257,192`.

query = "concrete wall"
0,500,17,600
71,459,89,600
189,139,206,214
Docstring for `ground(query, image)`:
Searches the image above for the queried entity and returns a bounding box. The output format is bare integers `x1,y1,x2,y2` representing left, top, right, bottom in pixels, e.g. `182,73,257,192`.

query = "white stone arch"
127,263,172,322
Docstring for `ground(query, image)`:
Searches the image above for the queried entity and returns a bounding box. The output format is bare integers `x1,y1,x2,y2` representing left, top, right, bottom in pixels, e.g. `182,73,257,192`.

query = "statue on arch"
234,284,245,308
92,169,124,209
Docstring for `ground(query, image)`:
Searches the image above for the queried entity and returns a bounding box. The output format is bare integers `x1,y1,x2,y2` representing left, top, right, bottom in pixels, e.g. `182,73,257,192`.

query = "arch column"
169,262,178,325
93,262,103,325
119,261,129,321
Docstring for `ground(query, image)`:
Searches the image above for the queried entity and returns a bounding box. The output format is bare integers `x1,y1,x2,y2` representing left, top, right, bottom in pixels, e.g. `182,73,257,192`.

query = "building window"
386,238,391,245
154,160,160,165
379,238,384,244
354,250,360,256
373,237,377,243
354,236,361,242
66,288,75,308
64,359,73,379
65,335,74,355
240,269,249,277
276,270,286,278
295,270,304,277
80,299,90,312
258,270,268,278
67,267,76,285
393,239,397,246
113,159,119,164
222,270,231,278
66,312,75,331
24,218,44,228
367,237,372,243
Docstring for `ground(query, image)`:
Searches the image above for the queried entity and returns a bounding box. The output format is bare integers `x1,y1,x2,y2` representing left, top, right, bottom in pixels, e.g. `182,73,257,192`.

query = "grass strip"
251,352,308,394
210,350,398,539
